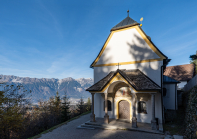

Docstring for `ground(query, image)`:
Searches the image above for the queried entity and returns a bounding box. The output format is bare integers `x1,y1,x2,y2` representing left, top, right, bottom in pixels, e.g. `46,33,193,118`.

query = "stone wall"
184,85,197,138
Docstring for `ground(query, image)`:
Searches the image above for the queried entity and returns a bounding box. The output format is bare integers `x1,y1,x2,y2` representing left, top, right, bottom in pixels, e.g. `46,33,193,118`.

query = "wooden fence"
183,74,197,91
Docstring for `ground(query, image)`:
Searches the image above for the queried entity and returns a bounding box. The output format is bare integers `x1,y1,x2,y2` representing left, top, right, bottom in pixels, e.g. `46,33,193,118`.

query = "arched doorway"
118,100,130,120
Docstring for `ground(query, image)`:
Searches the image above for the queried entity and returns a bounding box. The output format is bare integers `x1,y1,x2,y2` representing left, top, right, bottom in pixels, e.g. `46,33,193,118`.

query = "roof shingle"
111,16,139,31
163,64,195,81
86,69,160,92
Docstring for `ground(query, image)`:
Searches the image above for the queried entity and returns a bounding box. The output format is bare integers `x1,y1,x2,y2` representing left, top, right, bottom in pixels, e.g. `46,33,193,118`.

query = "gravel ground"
38,113,165,139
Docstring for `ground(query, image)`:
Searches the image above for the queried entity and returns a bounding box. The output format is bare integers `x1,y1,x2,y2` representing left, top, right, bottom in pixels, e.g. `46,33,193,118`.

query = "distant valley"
0,75,93,104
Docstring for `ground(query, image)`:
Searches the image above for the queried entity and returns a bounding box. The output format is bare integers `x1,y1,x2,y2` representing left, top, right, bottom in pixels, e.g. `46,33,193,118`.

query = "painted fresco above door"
115,87,132,97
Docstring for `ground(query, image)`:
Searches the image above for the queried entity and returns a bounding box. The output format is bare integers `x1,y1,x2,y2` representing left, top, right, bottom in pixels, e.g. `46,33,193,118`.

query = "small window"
164,87,170,98
138,101,147,114
103,100,112,111
163,88,167,96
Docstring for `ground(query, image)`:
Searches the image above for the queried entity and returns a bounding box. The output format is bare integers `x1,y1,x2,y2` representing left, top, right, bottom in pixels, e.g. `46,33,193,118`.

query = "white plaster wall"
136,93,162,124
94,60,162,86
94,92,163,124
178,81,187,89
100,97,114,118
155,93,163,124
136,98,151,123
94,93,115,118
94,93,102,117
96,28,160,65
163,84,176,110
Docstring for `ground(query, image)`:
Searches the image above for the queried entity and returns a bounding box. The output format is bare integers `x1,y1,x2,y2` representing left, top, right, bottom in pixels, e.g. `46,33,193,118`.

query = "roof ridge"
118,70,139,90
111,16,139,31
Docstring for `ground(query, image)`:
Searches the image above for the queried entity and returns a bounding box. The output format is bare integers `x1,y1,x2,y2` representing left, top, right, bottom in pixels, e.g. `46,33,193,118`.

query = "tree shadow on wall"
127,34,164,86
127,34,159,71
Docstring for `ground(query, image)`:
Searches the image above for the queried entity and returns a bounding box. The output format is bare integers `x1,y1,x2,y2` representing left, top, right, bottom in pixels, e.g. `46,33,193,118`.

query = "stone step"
81,123,117,130
77,125,95,130
84,122,115,128
82,123,164,135
84,121,104,126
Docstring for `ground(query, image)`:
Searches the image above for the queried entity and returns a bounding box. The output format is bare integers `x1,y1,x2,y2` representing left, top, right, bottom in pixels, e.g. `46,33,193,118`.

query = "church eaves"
86,69,161,92
111,16,140,31
163,75,180,84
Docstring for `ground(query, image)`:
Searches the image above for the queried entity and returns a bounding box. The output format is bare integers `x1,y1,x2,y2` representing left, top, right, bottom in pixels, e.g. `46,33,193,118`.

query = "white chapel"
86,12,170,130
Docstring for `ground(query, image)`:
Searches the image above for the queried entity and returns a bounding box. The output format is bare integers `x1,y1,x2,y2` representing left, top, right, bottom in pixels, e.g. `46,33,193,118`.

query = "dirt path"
38,113,165,139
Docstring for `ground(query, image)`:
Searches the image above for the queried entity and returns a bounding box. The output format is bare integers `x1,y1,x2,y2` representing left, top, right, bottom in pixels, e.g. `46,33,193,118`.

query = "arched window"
103,100,112,111
138,101,147,114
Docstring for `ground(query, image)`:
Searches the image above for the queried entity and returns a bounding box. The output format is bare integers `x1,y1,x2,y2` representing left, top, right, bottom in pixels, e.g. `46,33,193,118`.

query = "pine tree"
76,97,84,115
190,51,197,75
54,91,61,111
0,91,4,116
61,91,70,122
85,97,91,111
55,91,61,122
48,96,56,125
0,83,31,139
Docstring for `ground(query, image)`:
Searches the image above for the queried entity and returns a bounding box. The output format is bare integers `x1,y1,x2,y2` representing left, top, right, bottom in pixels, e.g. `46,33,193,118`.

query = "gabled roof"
90,16,168,68
86,69,161,92
163,75,180,84
111,16,140,31
163,64,195,81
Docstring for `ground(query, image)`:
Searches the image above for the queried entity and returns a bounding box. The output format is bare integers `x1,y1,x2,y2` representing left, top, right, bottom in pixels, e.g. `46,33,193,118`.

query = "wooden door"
119,100,130,120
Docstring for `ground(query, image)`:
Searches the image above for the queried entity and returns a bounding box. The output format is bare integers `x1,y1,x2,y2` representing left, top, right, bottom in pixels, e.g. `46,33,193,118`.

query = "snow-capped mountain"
0,75,93,103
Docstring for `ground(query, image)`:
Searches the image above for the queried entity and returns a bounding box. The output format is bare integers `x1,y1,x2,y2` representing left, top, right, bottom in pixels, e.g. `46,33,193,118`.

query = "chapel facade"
86,13,169,130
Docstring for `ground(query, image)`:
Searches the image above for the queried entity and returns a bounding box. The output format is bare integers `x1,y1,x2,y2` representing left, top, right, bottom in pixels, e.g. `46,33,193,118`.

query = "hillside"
0,75,93,103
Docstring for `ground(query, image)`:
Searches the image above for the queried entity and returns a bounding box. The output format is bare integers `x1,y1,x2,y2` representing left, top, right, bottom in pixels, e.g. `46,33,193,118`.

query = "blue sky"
0,0,197,79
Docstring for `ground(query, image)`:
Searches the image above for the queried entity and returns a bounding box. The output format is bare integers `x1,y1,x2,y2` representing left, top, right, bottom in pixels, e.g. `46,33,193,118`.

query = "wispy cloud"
166,39,197,55
47,60,63,73
166,30,197,45
46,54,74,74
0,55,12,64
158,17,197,39
0,67,50,78
38,1,64,39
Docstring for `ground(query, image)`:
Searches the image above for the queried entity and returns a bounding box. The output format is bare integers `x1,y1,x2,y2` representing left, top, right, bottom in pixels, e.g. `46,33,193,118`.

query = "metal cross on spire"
127,10,129,17
116,63,121,69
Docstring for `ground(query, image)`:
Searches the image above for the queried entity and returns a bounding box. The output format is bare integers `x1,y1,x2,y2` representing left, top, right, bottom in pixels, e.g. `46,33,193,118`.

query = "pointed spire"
111,12,140,31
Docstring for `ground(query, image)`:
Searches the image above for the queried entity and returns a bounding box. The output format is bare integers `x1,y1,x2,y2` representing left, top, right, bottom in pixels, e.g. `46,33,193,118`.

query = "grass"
28,111,91,139
163,107,185,136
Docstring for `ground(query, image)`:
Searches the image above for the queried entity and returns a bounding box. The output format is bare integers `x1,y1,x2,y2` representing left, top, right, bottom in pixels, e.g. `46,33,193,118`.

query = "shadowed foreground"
38,113,164,139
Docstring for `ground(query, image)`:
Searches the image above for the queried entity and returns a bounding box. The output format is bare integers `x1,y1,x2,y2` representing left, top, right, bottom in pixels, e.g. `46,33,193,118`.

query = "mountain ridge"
0,75,93,103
